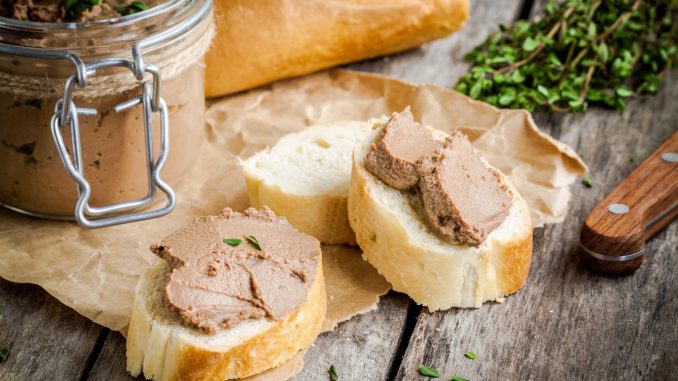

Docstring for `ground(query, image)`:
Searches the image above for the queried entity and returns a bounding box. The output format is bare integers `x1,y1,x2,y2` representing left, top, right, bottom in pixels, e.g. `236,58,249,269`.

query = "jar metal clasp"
50,56,176,228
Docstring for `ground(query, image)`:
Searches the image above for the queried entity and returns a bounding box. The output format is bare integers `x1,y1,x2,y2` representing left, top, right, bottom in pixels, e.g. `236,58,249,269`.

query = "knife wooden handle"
580,129,678,274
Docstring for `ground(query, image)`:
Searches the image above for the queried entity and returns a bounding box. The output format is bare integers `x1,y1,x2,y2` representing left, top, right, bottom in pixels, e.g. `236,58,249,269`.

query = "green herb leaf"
464,351,477,359
0,348,9,362
418,365,440,378
246,235,262,251
223,238,242,247
615,87,633,98
469,82,482,99
117,1,150,16
329,364,339,380
451,376,469,381
522,37,539,52
582,175,593,188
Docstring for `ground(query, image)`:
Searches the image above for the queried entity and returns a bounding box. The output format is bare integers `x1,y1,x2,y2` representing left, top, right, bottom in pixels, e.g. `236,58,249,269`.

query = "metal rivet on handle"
661,152,678,163
608,203,630,214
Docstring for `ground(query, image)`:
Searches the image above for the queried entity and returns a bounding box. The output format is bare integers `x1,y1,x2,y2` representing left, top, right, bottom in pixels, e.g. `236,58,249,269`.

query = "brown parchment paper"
0,69,585,380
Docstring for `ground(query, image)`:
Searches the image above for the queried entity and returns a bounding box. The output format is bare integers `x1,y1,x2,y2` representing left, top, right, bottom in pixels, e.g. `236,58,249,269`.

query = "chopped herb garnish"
629,155,637,163
0,348,9,362
464,351,476,359
454,0,678,113
117,1,150,16
223,238,243,247
246,235,262,251
582,175,593,188
418,365,440,378
63,0,102,19
451,376,469,381
329,364,339,380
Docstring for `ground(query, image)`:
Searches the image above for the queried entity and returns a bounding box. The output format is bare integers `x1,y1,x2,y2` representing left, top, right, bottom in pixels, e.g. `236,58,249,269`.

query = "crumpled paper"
0,69,585,380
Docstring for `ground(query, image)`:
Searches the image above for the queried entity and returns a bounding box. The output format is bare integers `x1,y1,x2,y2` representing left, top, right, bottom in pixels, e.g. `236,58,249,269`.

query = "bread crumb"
207,264,218,276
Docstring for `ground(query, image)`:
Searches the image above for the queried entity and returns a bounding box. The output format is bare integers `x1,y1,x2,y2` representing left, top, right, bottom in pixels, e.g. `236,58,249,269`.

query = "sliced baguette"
348,123,533,310
126,259,326,381
242,122,371,245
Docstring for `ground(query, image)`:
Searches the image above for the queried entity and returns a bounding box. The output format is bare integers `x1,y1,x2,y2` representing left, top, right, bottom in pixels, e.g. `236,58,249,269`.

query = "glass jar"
0,0,213,227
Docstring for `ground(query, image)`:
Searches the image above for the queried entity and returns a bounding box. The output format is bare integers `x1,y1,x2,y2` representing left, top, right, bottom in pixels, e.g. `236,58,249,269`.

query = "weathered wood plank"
349,0,527,88
395,72,678,380
0,278,102,381
87,330,143,381
292,293,410,381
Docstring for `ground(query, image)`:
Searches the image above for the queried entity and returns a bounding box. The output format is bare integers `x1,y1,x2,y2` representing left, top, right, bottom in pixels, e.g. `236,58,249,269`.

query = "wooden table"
1,1,676,379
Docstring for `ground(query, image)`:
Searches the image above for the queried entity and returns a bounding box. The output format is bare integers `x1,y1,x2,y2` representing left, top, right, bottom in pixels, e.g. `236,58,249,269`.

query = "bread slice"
242,122,371,245
126,259,326,380
348,123,533,310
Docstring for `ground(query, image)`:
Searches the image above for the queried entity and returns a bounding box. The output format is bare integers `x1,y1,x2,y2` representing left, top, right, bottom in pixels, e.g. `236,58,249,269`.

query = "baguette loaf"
205,0,469,97
348,124,533,310
127,260,326,380
242,122,371,245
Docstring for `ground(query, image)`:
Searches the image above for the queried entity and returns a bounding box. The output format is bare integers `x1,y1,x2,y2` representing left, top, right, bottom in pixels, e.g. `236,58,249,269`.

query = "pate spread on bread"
151,208,320,333
365,108,512,246
126,207,326,381
364,107,439,190
348,112,532,310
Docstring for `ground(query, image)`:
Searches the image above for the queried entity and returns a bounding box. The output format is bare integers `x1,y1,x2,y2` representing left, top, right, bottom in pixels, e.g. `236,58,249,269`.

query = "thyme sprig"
455,0,678,113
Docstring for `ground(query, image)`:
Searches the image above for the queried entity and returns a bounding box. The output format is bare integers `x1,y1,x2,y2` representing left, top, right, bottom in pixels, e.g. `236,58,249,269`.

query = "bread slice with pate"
126,207,326,381
348,113,533,310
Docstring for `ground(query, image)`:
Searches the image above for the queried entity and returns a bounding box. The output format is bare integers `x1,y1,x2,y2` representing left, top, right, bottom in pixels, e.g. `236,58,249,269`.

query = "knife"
579,129,678,275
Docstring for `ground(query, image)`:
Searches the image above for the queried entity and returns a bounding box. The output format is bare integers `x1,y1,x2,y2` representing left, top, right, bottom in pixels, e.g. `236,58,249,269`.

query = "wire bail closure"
49,55,176,228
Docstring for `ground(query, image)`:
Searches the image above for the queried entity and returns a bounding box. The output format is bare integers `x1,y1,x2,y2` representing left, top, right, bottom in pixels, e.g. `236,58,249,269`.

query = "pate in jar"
0,0,213,227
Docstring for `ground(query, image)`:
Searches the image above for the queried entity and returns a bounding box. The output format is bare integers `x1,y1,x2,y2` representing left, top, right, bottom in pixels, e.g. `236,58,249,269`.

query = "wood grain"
88,330,144,381
394,69,678,381
0,278,102,381
292,293,410,381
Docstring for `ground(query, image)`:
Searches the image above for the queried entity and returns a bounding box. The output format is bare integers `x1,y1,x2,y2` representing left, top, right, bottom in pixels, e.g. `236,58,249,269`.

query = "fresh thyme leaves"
117,1,150,16
246,235,262,251
418,364,441,377
464,351,477,359
63,0,102,19
455,0,678,113
450,376,469,381
0,348,9,362
329,364,339,380
223,238,243,247
582,175,593,187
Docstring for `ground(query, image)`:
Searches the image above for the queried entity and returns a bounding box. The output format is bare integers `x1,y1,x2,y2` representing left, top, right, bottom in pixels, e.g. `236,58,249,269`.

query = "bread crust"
205,0,469,97
127,260,326,380
348,129,533,309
